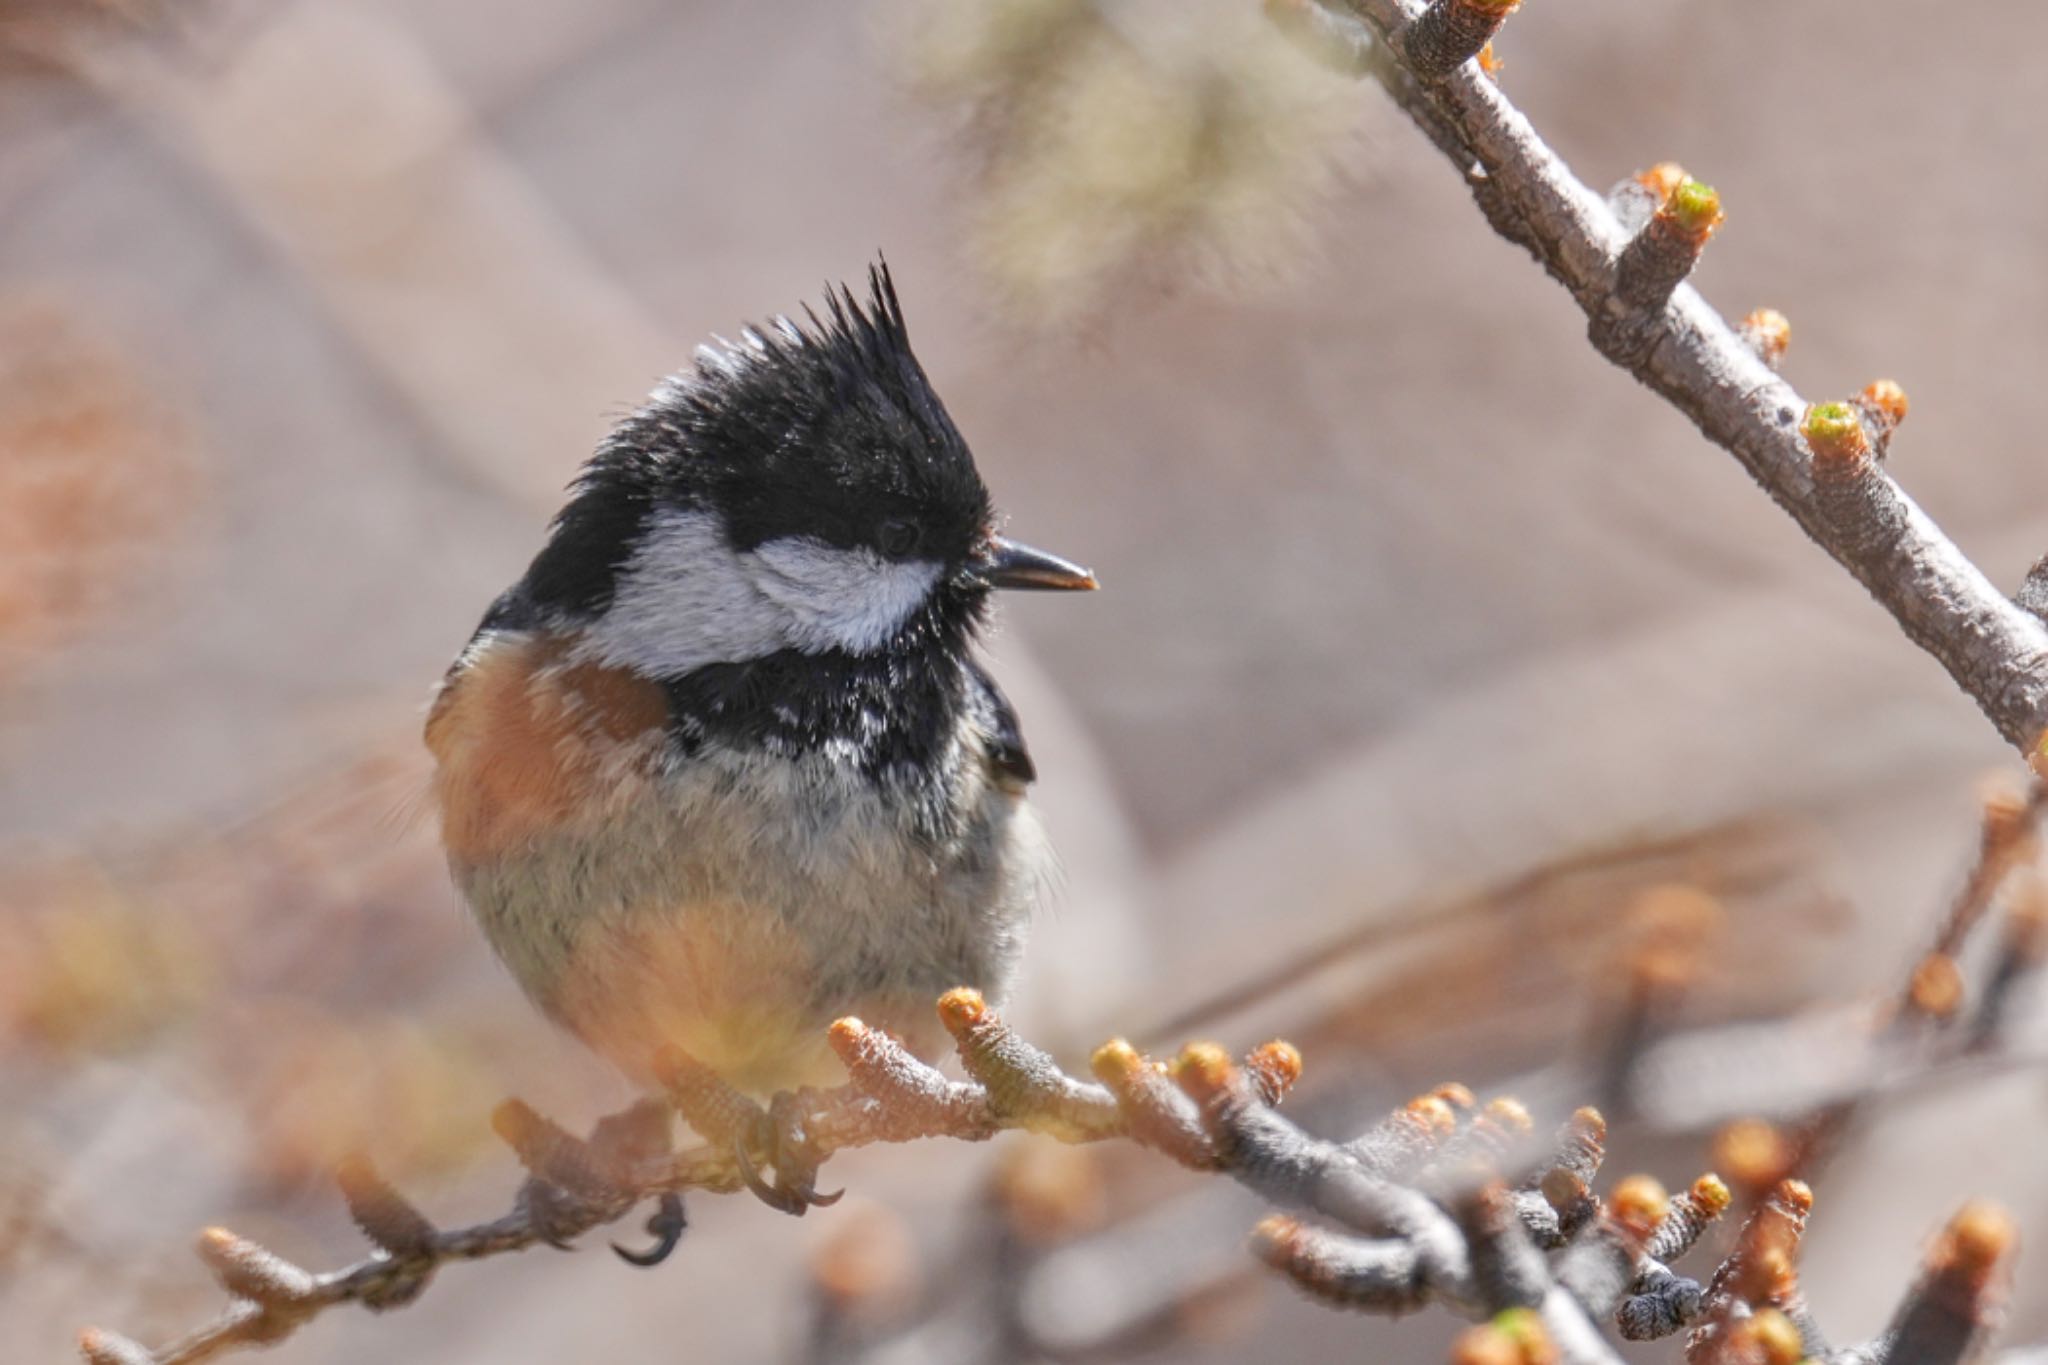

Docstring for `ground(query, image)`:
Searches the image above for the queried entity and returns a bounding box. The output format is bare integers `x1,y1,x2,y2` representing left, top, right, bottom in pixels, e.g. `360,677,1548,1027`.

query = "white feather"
746,536,944,656
575,507,943,674
694,341,741,377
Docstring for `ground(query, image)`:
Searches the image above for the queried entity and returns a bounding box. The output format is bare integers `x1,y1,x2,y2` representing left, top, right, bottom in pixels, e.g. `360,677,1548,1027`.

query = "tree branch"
1283,0,2048,759
81,961,2026,1365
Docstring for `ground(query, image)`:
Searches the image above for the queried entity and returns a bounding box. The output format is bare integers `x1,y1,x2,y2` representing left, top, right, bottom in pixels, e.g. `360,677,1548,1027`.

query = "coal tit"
426,263,1094,1213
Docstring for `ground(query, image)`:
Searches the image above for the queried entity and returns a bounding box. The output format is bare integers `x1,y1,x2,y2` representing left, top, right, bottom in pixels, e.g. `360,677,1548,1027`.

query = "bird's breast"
426,628,671,867
427,629,1047,1088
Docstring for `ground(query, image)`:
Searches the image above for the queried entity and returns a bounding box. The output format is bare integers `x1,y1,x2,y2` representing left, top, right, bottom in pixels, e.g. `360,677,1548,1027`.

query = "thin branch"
83,964,2026,1365
1299,0,2048,758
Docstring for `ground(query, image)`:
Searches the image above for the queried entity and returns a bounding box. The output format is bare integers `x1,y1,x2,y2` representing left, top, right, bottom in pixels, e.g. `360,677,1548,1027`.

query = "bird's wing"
965,659,1035,789
426,588,537,750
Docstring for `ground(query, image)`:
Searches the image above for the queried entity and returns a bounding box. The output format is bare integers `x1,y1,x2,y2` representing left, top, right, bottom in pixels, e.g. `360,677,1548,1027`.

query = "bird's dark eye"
876,517,923,561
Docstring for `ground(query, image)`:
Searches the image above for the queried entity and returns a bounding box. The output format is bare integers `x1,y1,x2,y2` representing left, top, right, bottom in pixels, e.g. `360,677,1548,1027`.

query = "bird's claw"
733,1092,843,1216
733,1134,805,1214
610,1191,688,1267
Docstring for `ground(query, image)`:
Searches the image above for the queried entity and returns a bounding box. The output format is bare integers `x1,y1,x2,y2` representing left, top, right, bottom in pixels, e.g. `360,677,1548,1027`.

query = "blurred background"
3,0,2046,1359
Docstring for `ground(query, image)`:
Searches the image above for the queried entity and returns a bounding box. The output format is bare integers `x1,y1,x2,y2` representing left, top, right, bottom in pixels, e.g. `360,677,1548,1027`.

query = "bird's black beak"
979,535,1098,592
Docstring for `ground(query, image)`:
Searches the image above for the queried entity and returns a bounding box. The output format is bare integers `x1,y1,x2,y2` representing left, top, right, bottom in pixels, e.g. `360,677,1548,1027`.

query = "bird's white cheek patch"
581,508,792,675
581,511,942,673
745,537,944,655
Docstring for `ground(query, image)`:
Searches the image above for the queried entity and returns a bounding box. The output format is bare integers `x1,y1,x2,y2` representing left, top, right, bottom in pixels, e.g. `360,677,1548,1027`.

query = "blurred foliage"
0,295,198,684
0,743,516,1188
0,859,212,1052
0,0,176,76
882,0,1364,320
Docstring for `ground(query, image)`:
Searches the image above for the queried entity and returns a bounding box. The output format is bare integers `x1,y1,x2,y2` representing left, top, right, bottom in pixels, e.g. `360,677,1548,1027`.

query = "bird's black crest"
517,261,992,621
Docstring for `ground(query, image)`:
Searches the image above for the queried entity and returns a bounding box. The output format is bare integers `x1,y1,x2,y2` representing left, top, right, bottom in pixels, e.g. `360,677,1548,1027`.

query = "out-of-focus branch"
1621,779,2048,1155
1898,781,2048,1027
1270,0,2048,761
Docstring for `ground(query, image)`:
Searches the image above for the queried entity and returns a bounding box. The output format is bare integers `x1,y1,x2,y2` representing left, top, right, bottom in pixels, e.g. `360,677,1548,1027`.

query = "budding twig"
1274,0,2048,755
1615,178,1723,311
1401,0,1520,80
81,963,2036,1365
1251,1215,1431,1313
1645,1174,1731,1266
1879,1202,2017,1365
1855,379,1910,460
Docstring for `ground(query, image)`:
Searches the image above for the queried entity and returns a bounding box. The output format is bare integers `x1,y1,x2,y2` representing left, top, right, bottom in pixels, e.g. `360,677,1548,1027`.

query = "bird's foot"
516,1175,589,1250
496,1098,633,1251
734,1090,844,1217
588,1100,688,1267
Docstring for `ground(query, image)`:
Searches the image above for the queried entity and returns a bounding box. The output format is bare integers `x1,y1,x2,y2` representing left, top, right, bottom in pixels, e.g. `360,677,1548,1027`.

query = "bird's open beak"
979,535,1098,592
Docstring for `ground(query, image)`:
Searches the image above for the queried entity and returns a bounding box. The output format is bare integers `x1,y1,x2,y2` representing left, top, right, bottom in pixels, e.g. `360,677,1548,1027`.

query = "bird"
424,262,1095,1237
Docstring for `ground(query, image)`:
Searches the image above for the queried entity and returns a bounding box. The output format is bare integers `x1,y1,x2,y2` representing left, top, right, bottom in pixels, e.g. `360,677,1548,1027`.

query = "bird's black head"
502,262,1093,684
682,267,993,583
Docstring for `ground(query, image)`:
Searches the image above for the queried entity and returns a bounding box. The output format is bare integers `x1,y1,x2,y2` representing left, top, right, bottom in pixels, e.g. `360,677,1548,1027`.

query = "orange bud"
828,1017,866,1047
1609,1175,1670,1237
1174,1041,1237,1097
1740,1308,1806,1365
1636,162,1688,201
1739,308,1792,367
936,987,986,1032
1802,402,1868,464
1433,1082,1477,1113
1860,378,1909,428
1251,1213,1304,1259
1776,1178,1814,1215
1663,179,1724,238
1908,953,1965,1019
1483,1096,1532,1136
1246,1039,1303,1095
1714,1118,1794,1193
1090,1037,1145,1083
1409,1095,1458,1136
1934,1201,2017,1283
1450,1326,1522,1365
1491,1307,1559,1365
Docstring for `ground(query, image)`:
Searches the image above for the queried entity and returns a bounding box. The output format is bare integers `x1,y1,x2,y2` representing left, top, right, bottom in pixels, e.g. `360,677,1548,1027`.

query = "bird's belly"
448,745,1046,1090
